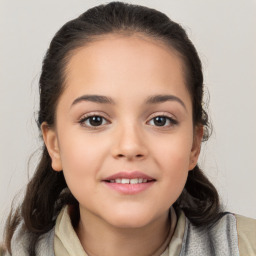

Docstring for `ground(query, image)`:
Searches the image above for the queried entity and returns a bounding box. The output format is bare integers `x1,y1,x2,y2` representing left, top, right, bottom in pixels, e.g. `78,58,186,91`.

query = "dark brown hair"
4,2,221,254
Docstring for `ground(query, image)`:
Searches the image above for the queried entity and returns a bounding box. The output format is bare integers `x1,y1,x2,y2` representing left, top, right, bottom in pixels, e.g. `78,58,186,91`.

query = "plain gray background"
0,0,256,238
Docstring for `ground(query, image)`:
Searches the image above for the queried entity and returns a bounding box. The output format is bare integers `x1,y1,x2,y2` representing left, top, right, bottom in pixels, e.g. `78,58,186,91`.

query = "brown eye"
148,116,178,127
80,115,108,127
153,116,167,126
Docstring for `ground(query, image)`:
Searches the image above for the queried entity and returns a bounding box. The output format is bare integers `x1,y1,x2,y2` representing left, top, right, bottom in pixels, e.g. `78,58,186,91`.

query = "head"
38,2,207,135
38,2,216,226
5,2,220,253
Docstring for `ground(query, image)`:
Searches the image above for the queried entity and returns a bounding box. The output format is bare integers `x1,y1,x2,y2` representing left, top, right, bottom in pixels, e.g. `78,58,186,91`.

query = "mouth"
103,171,156,183
102,171,156,195
104,178,155,184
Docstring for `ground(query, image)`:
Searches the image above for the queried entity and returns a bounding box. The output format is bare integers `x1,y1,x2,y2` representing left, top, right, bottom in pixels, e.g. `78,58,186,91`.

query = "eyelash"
147,114,178,127
78,113,178,129
78,113,109,129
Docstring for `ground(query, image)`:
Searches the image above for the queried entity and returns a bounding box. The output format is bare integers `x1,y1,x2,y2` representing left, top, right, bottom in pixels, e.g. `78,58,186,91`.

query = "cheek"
57,135,108,196
151,135,192,200
153,134,192,170
59,132,107,170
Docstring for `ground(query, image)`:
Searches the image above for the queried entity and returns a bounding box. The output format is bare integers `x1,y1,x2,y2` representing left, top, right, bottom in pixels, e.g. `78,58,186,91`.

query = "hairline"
52,31,194,126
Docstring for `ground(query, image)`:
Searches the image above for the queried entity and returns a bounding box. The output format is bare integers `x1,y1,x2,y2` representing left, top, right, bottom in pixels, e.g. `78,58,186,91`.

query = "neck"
75,209,172,256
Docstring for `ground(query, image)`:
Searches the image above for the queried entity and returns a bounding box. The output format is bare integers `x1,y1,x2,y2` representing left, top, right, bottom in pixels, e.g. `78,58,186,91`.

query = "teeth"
130,178,138,184
111,178,149,184
121,179,130,184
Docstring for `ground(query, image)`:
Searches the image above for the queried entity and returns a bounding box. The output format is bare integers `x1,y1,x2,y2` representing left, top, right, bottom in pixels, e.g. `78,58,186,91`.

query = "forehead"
62,33,191,108
66,33,185,79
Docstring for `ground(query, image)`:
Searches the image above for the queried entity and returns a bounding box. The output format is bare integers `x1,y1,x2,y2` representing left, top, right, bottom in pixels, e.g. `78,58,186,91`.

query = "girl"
1,2,255,255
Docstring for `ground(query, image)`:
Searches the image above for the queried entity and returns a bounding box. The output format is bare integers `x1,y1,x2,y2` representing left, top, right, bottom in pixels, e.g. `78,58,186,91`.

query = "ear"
189,125,204,170
41,122,62,171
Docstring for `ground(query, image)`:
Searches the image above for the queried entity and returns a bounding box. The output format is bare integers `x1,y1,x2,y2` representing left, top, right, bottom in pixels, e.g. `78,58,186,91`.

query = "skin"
42,34,203,256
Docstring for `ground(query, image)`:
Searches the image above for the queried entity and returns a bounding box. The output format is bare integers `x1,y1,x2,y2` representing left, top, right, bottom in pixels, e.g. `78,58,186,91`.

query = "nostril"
115,153,144,159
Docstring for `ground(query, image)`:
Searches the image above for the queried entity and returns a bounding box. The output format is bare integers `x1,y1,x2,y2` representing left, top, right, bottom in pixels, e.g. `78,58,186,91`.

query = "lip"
102,171,156,195
103,171,155,181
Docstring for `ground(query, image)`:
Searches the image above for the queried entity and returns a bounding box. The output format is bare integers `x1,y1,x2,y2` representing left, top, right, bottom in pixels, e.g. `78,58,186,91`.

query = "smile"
103,171,156,195
107,178,152,184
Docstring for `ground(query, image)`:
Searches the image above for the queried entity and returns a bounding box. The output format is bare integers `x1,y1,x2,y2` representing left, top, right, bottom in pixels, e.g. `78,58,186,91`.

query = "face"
42,34,202,229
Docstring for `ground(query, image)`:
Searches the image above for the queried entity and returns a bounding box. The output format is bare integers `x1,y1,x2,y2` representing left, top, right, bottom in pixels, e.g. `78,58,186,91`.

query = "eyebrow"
71,95,115,107
71,94,187,111
145,94,187,111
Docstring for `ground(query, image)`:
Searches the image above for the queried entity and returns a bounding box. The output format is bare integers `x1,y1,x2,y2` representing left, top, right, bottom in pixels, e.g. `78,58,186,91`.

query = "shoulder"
188,213,239,255
4,220,55,256
179,212,256,256
179,212,239,255
235,213,256,256
0,246,8,256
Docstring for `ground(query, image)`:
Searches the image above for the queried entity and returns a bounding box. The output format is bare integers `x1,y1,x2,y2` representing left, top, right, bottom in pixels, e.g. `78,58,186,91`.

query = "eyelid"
146,112,178,127
78,111,110,121
78,112,111,128
147,112,177,121
77,111,178,129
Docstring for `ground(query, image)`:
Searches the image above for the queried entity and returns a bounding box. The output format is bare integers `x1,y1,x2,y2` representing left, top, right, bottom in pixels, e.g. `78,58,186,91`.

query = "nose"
111,123,148,161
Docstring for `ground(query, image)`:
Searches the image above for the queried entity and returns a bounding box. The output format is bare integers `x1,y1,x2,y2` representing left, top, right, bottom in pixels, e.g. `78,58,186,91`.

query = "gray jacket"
5,213,239,256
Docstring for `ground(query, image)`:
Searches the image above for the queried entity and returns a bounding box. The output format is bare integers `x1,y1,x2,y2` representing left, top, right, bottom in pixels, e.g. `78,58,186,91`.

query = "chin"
109,217,151,229
104,208,160,229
